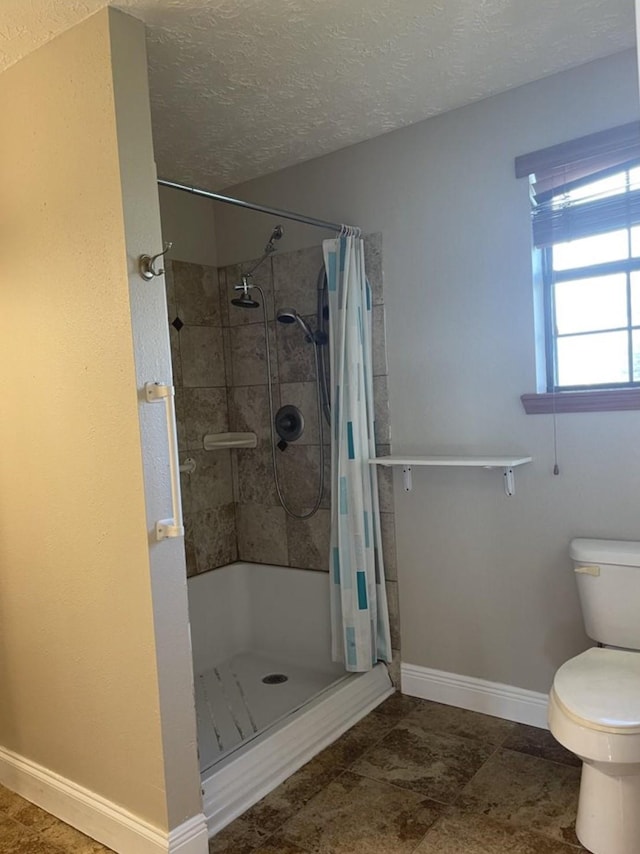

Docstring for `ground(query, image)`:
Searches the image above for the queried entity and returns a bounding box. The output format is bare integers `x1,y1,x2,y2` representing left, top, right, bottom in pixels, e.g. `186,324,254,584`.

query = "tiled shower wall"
166,236,401,674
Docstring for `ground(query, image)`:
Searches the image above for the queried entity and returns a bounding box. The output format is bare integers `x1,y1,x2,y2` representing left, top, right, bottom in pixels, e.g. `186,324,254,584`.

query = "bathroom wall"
0,7,201,832
211,50,640,695
159,185,217,267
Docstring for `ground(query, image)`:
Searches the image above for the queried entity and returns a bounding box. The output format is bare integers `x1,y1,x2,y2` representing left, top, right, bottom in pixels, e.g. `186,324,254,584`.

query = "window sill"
521,389,640,414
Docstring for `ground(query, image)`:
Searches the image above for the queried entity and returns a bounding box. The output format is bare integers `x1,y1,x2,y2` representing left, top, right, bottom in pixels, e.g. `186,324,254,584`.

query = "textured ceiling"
1,0,636,188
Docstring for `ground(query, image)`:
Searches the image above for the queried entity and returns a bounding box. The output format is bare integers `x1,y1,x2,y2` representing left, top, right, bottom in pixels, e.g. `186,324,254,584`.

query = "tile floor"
0,694,588,854
209,694,587,854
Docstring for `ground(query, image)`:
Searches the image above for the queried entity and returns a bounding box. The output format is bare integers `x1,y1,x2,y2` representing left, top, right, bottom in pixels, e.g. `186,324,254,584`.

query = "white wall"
212,50,640,694
0,7,201,835
109,10,202,831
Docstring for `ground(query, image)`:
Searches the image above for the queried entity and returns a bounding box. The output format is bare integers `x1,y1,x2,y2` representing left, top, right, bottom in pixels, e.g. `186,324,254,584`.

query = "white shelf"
370,455,532,468
369,455,532,496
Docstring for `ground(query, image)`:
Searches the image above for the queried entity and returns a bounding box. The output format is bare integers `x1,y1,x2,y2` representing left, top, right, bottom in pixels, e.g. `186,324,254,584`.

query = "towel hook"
139,242,173,280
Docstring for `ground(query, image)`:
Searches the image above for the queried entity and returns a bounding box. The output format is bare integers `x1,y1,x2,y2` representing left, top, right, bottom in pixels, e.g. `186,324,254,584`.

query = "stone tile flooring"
0,694,588,854
209,694,587,854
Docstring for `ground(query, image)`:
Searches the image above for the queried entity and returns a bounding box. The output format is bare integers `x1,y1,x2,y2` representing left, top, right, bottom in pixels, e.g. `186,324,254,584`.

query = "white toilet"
549,538,640,854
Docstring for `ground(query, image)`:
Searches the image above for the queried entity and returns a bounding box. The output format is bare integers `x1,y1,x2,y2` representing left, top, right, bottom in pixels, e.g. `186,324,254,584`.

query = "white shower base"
188,562,393,836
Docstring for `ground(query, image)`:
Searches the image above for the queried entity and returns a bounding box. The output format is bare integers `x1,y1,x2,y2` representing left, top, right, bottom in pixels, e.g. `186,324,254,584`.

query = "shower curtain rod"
157,178,361,235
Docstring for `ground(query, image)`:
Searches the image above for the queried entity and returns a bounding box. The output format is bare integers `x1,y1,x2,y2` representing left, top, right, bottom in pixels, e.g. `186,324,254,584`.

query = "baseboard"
168,814,209,854
0,746,208,854
401,662,549,729
203,662,394,836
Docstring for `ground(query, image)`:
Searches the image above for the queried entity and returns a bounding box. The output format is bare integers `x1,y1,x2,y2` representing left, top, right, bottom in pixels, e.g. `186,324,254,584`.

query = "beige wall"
211,49,640,694
0,7,200,832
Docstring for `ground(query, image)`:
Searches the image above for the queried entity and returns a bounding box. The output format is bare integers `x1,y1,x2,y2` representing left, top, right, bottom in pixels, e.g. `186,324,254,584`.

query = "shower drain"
262,673,288,685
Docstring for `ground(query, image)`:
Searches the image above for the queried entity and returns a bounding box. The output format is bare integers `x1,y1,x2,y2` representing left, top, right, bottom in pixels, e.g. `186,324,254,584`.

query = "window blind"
515,122,640,248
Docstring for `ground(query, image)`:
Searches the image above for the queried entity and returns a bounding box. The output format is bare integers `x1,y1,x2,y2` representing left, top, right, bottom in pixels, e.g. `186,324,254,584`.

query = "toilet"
549,538,640,854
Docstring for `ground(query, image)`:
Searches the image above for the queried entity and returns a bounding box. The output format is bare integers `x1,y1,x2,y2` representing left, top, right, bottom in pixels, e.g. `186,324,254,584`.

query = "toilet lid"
554,648,640,733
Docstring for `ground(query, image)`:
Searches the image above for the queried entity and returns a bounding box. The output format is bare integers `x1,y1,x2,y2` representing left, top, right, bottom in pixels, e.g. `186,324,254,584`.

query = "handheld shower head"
277,307,315,341
265,225,284,255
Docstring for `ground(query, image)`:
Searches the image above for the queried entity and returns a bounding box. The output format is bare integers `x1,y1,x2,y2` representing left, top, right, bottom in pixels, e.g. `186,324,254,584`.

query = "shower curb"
203,662,393,837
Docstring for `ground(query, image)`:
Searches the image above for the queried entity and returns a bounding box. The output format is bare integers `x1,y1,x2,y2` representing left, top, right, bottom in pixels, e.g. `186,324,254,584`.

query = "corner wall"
213,49,640,695
0,7,201,838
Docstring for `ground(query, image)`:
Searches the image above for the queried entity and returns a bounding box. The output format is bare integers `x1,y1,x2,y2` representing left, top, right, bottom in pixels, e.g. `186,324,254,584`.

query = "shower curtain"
323,236,392,672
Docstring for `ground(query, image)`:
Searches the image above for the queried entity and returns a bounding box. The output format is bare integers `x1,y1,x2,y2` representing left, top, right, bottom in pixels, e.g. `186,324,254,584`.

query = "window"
516,122,640,413
542,163,640,391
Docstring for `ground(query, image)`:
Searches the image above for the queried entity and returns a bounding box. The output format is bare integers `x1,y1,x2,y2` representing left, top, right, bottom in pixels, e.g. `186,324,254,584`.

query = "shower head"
265,224,284,255
231,275,260,308
231,292,260,309
277,307,315,341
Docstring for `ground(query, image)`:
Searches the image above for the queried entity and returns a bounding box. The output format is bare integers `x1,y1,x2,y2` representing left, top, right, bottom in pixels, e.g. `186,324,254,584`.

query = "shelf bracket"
403,466,412,492
503,467,515,497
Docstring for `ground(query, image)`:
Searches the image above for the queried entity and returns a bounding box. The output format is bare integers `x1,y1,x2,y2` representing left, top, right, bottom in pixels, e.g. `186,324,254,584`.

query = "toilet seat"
553,648,640,734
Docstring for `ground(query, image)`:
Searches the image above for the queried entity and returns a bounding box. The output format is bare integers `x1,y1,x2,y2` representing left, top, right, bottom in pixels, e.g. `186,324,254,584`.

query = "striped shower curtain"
323,236,392,672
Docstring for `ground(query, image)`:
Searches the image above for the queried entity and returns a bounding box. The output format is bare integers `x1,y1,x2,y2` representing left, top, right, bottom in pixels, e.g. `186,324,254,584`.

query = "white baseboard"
0,746,208,854
203,663,394,836
401,662,549,730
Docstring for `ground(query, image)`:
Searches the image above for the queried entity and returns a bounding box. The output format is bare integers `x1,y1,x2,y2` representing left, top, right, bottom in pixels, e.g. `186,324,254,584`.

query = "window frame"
542,245,640,394
516,124,640,414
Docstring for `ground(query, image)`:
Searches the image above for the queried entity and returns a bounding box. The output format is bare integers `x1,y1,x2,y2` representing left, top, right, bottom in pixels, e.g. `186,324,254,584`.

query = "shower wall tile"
375,446,395,514
166,259,239,578
174,387,187,452
364,232,383,306
380,512,398,582
169,327,183,388
276,315,317,384
386,580,401,649
286,509,331,571
222,326,233,387
276,445,329,513
223,259,276,325
372,304,388,377
237,504,288,565
229,322,278,386
180,325,226,387
173,260,221,326
273,244,324,317
373,375,391,445
183,387,229,450
164,260,177,320
235,447,279,506
193,504,238,574
188,448,234,512
279,382,322,445
228,385,279,441
387,651,401,689
179,468,193,517
183,514,197,578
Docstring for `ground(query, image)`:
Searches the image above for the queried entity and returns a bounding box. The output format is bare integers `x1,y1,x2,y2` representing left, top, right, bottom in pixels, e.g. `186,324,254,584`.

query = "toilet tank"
570,538,640,649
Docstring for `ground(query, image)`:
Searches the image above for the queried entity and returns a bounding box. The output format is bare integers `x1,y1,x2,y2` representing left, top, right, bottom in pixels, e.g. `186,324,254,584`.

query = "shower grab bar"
144,382,185,540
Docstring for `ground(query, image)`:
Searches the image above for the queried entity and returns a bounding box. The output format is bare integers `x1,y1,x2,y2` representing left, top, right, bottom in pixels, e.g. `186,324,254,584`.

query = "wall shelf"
369,455,532,496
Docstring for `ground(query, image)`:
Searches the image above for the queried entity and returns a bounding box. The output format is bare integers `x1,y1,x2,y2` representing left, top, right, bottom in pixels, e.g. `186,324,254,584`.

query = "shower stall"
163,224,399,834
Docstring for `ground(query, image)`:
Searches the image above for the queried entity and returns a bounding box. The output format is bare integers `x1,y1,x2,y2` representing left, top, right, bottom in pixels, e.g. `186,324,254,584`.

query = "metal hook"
139,242,173,280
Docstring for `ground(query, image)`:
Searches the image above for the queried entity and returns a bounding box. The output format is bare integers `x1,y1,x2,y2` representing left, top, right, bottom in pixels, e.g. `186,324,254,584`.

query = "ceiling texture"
1,0,636,189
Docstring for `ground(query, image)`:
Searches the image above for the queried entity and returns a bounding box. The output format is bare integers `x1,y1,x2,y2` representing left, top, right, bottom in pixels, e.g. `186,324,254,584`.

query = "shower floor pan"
187,562,393,836
201,661,392,836
195,648,345,770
